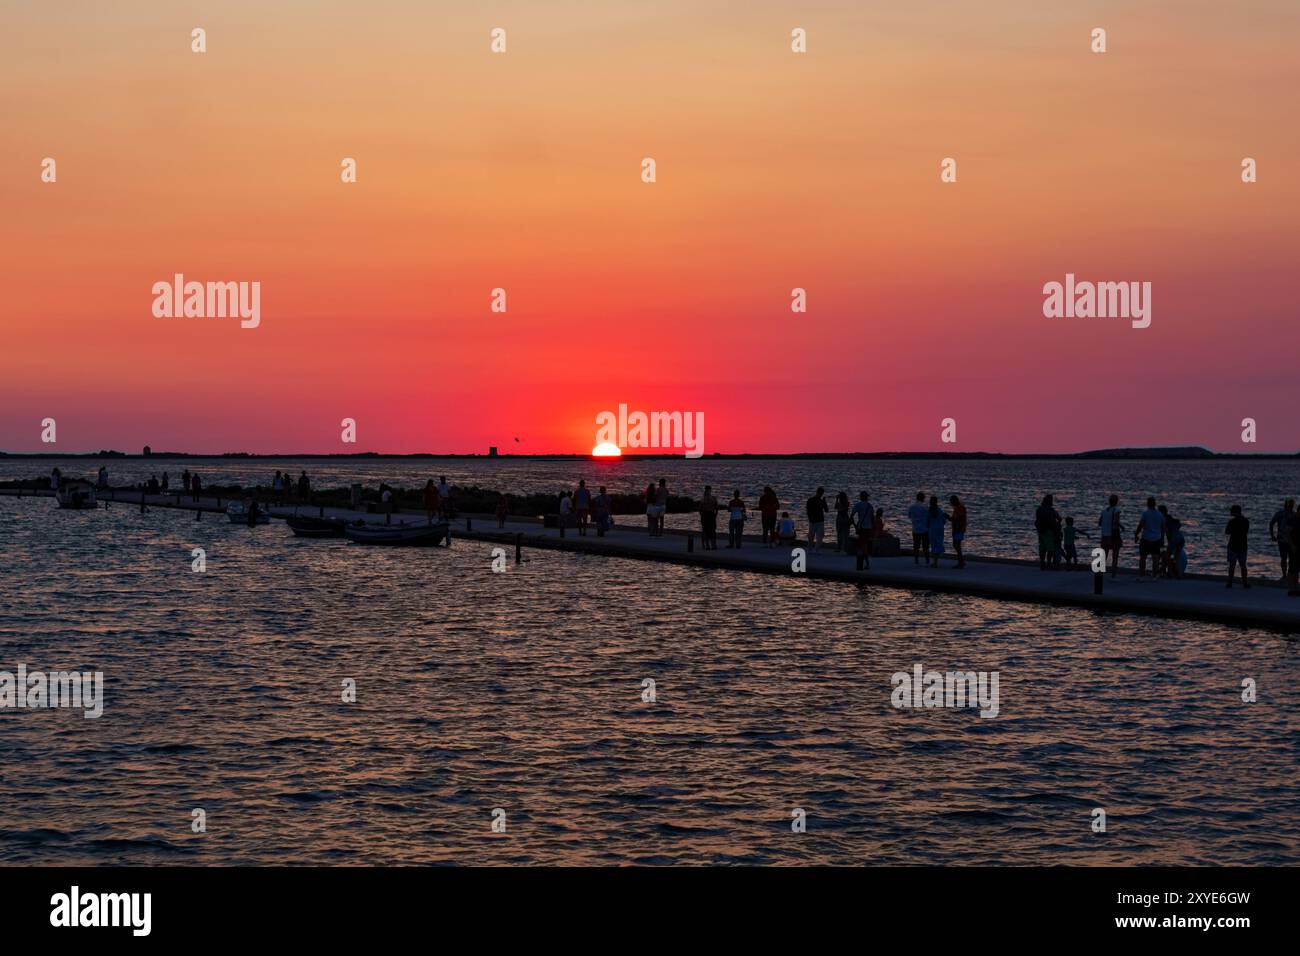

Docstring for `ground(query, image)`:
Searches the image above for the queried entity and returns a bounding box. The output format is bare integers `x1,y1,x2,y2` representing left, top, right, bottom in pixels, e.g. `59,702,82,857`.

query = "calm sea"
1,458,1297,864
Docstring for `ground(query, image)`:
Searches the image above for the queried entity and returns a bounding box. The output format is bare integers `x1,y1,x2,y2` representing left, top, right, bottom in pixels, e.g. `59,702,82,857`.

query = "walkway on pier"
6,487,1298,630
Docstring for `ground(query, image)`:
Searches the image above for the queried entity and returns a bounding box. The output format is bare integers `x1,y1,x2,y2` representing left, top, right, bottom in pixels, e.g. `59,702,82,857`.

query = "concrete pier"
6,487,1298,630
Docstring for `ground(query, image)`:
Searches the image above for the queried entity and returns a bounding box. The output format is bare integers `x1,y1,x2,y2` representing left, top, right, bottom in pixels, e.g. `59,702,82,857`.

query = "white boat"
226,501,270,525
56,481,98,510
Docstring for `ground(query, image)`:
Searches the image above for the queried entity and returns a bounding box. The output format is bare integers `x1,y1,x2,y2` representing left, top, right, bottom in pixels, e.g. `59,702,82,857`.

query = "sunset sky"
3,1,1298,454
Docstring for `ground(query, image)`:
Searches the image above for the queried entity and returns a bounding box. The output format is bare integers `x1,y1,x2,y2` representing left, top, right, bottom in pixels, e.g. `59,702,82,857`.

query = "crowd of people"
541,477,1300,596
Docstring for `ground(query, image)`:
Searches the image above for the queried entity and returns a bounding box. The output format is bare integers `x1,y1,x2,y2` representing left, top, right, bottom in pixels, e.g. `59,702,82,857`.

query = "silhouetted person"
758,486,779,546
423,479,440,522
1135,496,1164,579
908,492,929,564
851,492,873,570
574,480,591,536
298,471,310,501
1098,494,1122,578
191,473,202,502
834,491,851,553
1270,498,1294,582
950,495,967,569
727,490,746,548
1226,504,1250,589
1035,495,1059,570
806,487,829,552
927,496,949,568
593,487,611,537
699,485,719,549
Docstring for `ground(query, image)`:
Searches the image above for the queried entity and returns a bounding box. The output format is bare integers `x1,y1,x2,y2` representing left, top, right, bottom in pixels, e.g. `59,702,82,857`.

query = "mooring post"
386,511,392,525
1094,572,1104,595
466,517,472,532
688,534,694,552
196,507,201,521
515,532,522,564
319,506,324,518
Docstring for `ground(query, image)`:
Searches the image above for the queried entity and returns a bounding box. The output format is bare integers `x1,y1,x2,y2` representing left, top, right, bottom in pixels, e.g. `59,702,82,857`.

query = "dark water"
10,456,1300,573
1,487,1297,865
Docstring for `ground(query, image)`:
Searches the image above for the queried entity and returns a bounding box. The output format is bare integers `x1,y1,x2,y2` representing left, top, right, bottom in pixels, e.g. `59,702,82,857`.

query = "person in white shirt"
1135,496,1165,579
437,476,451,518
907,492,930,565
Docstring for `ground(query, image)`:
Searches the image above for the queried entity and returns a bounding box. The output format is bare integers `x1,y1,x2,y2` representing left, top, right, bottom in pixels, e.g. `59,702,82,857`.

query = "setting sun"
591,442,622,458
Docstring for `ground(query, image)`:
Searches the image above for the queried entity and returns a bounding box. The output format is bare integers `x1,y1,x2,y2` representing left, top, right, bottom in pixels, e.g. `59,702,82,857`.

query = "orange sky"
3,1,1298,454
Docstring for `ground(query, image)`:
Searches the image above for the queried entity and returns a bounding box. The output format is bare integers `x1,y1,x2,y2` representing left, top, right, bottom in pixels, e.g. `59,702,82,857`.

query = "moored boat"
286,515,346,538
343,520,448,546
56,481,98,510
226,501,270,525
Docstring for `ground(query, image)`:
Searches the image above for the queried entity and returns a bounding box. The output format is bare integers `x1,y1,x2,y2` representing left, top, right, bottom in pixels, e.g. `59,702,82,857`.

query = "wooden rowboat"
343,520,448,546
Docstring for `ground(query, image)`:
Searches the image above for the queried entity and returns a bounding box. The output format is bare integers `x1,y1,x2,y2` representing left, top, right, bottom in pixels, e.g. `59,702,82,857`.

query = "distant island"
1,446,1297,460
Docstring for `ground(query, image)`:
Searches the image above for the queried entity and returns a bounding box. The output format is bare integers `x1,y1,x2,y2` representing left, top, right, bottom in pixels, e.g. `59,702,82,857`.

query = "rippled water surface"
1,491,1298,865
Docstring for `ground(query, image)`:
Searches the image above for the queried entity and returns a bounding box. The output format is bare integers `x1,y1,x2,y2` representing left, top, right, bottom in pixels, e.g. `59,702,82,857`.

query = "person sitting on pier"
777,512,796,546
1225,504,1250,589
727,490,747,549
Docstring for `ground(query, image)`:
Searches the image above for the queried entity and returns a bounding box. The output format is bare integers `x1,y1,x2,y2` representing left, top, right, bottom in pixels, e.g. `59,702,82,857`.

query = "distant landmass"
1,446,1296,460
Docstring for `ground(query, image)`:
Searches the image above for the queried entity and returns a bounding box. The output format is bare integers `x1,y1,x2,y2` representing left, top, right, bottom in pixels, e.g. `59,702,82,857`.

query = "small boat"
226,501,270,525
343,520,448,546
286,515,346,538
56,481,98,510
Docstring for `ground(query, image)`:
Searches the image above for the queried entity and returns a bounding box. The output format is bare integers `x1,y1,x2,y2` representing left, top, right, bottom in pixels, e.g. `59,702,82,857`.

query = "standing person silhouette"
699,485,719,550
758,486,779,546
949,495,968,569
1270,498,1294,582
908,492,929,565
1225,504,1251,589
727,489,747,549
1098,495,1122,579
